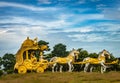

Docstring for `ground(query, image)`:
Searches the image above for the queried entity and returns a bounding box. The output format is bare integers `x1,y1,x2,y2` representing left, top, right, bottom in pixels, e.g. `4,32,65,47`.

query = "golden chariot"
14,37,49,74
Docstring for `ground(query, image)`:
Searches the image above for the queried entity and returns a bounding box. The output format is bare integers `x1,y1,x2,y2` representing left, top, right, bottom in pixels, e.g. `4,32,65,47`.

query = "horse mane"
98,50,106,59
98,51,103,57
68,50,75,56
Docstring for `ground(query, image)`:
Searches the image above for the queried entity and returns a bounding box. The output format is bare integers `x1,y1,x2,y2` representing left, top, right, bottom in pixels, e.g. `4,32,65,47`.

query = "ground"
0,71,120,83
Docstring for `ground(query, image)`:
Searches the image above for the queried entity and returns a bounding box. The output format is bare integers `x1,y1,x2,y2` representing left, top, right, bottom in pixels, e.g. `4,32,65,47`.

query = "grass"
0,71,120,83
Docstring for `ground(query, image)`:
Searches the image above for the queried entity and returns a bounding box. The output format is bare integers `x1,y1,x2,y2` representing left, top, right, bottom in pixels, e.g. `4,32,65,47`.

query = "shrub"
0,70,3,76
7,70,14,74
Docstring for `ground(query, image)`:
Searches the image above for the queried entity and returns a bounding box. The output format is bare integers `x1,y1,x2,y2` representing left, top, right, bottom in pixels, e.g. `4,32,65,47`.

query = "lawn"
0,71,120,83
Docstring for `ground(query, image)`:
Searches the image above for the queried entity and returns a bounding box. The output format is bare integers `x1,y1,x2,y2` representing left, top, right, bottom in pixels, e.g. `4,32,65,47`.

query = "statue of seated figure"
30,51,37,63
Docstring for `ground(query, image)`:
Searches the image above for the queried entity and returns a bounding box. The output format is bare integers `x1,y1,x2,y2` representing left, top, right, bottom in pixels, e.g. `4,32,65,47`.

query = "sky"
0,0,120,57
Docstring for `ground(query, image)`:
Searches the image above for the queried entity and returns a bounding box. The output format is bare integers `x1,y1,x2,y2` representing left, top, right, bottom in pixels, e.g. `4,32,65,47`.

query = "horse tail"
49,57,58,67
50,57,57,62
81,57,90,68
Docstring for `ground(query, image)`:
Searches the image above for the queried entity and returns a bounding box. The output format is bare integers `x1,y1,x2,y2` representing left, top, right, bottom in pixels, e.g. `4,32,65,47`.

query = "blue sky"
0,0,120,57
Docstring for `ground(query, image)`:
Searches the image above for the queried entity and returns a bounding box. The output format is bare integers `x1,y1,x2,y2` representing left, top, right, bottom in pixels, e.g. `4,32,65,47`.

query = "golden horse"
82,49,111,73
50,49,79,72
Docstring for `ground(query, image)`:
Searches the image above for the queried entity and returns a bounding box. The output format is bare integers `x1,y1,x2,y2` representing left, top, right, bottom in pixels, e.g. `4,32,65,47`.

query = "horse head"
70,48,80,60
102,49,111,59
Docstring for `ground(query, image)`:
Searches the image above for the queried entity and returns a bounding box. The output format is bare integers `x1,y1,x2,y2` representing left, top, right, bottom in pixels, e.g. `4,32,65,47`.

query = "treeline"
0,40,119,76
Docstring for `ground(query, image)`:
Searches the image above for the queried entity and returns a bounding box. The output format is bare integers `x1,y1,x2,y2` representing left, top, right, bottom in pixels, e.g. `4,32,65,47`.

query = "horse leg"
100,62,106,73
71,64,74,71
90,66,94,72
60,65,63,73
55,64,58,72
101,66,104,73
68,62,72,72
52,63,56,72
103,66,107,72
84,63,89,72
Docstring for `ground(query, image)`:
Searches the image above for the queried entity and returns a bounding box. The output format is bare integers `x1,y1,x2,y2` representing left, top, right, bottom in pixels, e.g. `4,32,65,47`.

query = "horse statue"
82,49,111,73
50,49,79,72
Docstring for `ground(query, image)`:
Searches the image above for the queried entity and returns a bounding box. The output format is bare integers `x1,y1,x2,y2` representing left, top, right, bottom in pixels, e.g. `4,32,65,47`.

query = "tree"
89,53,98,58
38,40,49,45
52,43,67,57
38,40,50,51
34,40,50,59
0,70,3,76
78,49,89,61
106,53,116,63
2,53,15,72
0,57,2,69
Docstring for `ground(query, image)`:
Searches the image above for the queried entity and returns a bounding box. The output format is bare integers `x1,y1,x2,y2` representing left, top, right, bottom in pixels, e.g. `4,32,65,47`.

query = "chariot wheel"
18,66,27,74
36,67,44,73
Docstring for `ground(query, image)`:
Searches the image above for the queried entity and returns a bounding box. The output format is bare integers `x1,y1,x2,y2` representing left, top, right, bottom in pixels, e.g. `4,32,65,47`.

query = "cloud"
0,1,57,11
0,15,71,47
0,13,105,35
0,14,120,44
67,22,120,42
67,32,120,42
0,29,7,34
0,16,68,29
96,4,107,10
64,14,104,24
78,0,86,4
0,1,120,58
68,33,104,42
102,8,120,20
0,2,105,27
38,0,52,4
63,27,93,33
96,1,120,20
93,23,120,32
0,26,49,55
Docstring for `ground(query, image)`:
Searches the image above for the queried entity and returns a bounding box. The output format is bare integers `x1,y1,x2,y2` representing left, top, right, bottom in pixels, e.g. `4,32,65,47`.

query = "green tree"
2,53,15,72
0,70,3,76
89,53,98,58
38,40,50,51
78,49,89,61
35,40,50,59
38,40,49,45
52,43,67,57
0,57,2,69
77,48,83,53
106,53,116,63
